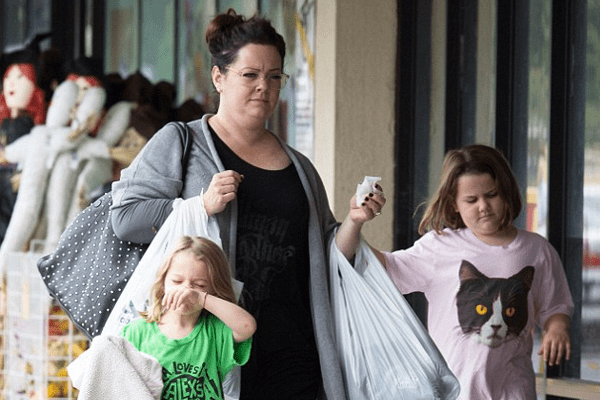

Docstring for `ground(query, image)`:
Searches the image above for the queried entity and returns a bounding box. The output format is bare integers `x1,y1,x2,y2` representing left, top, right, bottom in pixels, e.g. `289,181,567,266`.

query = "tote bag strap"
174,121,193,183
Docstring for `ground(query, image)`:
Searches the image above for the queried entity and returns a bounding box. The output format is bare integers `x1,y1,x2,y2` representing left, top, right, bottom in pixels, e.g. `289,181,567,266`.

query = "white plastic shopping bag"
330,235,461,400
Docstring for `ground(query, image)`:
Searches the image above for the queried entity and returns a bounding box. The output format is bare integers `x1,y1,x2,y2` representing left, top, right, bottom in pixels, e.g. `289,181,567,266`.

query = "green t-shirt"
121,314,252,400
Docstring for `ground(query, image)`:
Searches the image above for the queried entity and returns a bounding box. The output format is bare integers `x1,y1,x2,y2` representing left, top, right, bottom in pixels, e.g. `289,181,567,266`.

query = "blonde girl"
121,236,256,400
335,144,573,400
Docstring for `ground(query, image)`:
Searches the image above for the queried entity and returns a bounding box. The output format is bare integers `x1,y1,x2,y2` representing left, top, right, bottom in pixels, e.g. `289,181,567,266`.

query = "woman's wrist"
201,193,213,217
346,213,365,231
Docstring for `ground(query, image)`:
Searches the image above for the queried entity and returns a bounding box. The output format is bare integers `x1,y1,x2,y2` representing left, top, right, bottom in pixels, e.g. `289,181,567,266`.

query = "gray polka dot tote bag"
37,192,148,339
36,122,192,339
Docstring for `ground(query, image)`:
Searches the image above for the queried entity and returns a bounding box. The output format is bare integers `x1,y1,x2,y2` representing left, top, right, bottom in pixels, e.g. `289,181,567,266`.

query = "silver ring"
375,211,381,216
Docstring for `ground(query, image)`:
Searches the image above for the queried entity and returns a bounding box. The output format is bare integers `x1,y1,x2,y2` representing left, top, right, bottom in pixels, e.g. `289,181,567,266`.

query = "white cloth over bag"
68,335,164,400
330,235,461,400
101,194,243,400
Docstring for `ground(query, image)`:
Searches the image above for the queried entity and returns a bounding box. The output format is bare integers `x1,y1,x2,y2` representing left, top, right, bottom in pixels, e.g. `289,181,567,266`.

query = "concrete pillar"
315,0,397,250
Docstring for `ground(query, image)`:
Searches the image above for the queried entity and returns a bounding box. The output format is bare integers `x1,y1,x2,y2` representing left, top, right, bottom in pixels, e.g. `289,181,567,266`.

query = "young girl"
335,144,573,400
121,235,256,400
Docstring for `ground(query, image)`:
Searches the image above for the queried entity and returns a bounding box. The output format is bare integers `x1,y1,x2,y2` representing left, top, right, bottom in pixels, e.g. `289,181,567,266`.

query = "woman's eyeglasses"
226,67,289,90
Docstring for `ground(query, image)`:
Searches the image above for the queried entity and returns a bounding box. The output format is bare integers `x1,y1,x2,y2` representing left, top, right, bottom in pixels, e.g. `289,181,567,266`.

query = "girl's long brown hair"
418,144,522,235
142,236,236,323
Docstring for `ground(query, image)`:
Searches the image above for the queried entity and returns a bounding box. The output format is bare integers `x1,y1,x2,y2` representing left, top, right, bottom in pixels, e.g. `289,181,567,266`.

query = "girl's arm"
537,313,571,366
203,294,257,343
164,288,257,343
335,191,386,265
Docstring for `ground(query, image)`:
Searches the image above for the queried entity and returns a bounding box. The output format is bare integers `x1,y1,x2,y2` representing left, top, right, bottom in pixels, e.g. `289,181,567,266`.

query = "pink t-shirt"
383,228,573,400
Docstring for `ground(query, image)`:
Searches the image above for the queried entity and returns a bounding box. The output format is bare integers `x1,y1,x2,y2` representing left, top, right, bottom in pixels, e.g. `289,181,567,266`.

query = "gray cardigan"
111,114,347,400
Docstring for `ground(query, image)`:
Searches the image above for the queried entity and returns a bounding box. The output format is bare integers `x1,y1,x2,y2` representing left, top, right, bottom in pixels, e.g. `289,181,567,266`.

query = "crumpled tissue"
356,176,381,206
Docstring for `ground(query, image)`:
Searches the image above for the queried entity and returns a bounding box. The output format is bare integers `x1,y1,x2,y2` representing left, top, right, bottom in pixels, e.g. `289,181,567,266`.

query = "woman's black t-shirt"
210,127,321,399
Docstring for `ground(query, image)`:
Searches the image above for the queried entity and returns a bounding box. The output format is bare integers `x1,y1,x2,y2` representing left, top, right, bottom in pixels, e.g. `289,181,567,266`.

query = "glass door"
582,0,600,383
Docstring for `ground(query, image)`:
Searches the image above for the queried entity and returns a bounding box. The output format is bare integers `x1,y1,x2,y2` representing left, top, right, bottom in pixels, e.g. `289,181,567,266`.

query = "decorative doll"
0,79,78,264
0,50,47,246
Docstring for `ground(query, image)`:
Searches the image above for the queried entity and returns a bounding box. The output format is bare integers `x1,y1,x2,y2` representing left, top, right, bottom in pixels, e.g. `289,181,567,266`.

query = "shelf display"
0,252,89,399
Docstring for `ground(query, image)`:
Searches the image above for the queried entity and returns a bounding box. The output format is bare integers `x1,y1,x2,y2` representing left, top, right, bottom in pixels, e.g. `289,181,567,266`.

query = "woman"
111,9,346,400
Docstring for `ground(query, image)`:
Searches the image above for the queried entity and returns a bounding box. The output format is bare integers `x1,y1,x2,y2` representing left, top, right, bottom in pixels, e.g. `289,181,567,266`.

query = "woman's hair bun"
205,8,285,70
205,8,245,47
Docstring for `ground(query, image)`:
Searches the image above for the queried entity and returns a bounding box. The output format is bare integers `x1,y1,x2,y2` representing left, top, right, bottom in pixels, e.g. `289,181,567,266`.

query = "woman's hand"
203,170,244,216
538,313,571,367
349,184,386,225
335,184,386,261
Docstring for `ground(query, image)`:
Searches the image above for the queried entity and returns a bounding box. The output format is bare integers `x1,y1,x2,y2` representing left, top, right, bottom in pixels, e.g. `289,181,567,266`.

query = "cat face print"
456,261,534,348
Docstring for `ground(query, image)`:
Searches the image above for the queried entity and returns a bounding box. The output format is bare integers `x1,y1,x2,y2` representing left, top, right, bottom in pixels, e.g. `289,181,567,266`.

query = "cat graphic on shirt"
456,260,535,348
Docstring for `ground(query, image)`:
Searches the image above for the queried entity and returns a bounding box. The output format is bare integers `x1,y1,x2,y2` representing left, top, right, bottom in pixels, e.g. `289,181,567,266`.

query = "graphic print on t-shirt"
456,260,535,348
236,199,300,313
162,362,222,400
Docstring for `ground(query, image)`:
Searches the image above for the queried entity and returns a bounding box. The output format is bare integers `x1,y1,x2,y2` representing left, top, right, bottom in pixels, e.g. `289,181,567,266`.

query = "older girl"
336,144,573,400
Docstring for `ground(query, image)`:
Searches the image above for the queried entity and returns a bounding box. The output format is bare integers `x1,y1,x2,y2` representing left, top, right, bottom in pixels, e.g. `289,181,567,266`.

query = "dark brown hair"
418,144,522,235
205,8,286,71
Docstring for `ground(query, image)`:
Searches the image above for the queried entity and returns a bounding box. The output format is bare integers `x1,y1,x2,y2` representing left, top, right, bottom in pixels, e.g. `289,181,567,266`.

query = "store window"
140,0,175,83
526,0,551,240
525,0,600,384
525,0,553,382
105,0,139,77
1,0,51,51
583,0,600,383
